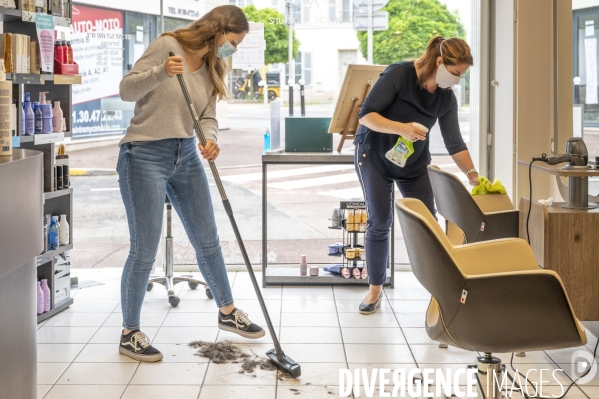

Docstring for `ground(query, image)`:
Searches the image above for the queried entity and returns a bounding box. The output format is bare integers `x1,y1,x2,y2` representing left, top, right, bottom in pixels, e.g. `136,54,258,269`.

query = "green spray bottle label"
384,123,428,168
385,137,414,167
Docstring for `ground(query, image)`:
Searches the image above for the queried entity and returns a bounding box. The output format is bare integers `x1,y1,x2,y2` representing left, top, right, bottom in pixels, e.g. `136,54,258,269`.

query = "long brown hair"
414,36,473,89
162,5,249,100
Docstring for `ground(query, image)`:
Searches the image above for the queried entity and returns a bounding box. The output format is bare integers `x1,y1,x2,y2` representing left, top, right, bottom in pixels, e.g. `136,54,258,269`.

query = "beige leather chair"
427,165,519,245
396,198,587,398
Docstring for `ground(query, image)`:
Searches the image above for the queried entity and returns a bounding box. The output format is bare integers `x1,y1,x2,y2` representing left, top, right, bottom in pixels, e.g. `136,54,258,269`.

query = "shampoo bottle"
66,41,73,64
21,102,25,135
41,279,51,312
54,40,64,64
33,102,42,134
24,93,34,135
52,100,63,133
59,214,69,245
48,216,59,250
37,281,44,315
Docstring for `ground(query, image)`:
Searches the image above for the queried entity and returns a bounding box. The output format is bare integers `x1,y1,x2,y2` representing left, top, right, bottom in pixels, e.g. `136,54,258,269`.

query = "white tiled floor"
36,269,599,399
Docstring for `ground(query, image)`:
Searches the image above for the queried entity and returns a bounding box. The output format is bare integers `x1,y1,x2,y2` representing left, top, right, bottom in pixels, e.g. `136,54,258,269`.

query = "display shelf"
37,297,73,323
50,74,82,85
265,266,391,286
33,132,64,145
4,74,81,85
37,243,73,264
0,6,21,22
6,73,46,84
18,132,70,144
44,186,72,200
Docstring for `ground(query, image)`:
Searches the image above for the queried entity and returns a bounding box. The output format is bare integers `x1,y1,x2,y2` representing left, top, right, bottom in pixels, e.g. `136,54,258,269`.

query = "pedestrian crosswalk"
221,163,468,201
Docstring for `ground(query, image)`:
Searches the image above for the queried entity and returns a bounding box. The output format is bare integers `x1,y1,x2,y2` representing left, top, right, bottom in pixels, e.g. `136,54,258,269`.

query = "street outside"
68,102,466,272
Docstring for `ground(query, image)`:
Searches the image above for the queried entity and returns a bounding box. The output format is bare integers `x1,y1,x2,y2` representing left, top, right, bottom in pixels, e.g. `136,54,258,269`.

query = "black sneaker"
119,330,163,362
218,308,265,339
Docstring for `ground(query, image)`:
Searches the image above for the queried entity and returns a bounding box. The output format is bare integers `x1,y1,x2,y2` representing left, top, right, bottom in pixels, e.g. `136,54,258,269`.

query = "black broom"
169,51,301,378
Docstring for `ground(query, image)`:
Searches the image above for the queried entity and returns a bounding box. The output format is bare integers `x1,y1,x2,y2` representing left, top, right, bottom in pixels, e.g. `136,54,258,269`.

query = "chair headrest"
396,198,453,253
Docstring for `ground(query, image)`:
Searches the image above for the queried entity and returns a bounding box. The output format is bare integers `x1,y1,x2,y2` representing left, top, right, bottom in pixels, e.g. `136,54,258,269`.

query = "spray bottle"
263,127,271,152
384,123,429,168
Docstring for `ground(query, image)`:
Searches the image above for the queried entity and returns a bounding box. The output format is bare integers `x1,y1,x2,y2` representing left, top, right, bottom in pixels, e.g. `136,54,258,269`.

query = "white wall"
573,0,599,10
492,0,515,197
294,25,366,100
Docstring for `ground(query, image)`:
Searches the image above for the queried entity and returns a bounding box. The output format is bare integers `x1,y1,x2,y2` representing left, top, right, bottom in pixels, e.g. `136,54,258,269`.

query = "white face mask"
435,63,461,88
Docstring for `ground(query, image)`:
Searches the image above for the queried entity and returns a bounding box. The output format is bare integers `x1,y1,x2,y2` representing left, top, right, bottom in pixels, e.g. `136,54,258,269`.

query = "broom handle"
169,52,284,356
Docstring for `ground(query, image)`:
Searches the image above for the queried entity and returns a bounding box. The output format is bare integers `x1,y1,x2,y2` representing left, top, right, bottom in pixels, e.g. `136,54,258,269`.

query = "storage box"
53,58,78,75
53,252,70,306
285,117,333,152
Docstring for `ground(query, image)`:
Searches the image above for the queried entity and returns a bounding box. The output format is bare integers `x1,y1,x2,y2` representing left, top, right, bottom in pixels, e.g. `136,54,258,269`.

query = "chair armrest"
452,238,539,275
479,210,519,241
450,271,586,353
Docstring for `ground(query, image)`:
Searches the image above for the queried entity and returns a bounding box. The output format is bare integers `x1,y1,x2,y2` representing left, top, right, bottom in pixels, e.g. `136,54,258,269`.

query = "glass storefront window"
71,3,191,138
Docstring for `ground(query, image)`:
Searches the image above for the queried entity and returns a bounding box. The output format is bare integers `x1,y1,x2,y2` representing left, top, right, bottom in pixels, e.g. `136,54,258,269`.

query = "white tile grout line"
331,286,355,399
196,271,238,399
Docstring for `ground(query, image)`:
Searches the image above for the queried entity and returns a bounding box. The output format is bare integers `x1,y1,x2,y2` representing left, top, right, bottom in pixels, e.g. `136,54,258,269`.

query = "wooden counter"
519,197,599,320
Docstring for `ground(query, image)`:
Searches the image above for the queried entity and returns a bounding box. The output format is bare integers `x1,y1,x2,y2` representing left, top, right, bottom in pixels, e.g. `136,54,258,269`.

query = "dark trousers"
355,143,436,286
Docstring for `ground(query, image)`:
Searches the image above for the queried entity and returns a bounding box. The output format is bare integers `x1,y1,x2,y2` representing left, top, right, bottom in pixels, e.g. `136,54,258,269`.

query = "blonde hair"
162,5,249,100
414,36,473,89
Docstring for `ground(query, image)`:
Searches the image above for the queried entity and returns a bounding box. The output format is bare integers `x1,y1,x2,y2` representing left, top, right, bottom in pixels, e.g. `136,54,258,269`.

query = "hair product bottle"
41,279,51,312
24,92,34,135
300,255,307,276
33,101,42,134
59,214,69,245
37,281,44,315
48,216,59,250
52,100,63,133
65,41,73,64
0,60,11,156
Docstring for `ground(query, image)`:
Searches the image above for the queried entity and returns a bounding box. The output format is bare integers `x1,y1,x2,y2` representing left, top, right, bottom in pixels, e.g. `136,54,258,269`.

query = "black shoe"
119,330,163,362
359,293,383,315
218,308,265,339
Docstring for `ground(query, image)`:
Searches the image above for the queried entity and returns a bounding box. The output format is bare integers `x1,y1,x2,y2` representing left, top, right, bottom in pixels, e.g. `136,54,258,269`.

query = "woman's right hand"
164,56,184,77
399,122,428,142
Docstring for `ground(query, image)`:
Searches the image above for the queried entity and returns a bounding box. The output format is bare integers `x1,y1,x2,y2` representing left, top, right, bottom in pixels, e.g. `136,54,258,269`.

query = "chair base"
148,201,214,307
148,275,212,307
469,353,504,399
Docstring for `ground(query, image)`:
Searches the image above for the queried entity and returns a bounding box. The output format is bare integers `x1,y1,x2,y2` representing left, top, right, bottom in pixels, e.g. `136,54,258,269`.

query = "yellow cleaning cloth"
471,176,507,196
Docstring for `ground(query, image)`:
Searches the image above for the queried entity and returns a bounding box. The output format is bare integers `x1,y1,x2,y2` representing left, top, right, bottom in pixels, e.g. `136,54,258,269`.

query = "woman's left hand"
199,140,220,162
468,172,480,187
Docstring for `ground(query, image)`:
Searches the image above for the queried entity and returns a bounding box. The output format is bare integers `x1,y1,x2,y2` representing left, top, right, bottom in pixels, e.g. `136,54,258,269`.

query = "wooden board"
328,64,387,134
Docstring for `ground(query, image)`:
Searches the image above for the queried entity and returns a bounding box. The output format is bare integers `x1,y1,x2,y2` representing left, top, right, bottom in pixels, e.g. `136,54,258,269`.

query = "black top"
354,61,467,180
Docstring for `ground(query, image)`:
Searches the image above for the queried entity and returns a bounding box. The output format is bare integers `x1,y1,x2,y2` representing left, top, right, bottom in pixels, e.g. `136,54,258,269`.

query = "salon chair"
427,165,519,245
396,198,587,399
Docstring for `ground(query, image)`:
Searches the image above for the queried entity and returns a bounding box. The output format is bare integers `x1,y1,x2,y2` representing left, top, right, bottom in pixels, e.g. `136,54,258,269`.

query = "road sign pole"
367,1,373,64
287,0,294,116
